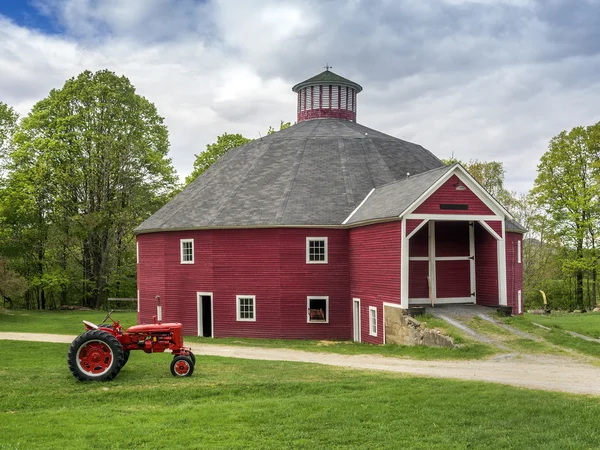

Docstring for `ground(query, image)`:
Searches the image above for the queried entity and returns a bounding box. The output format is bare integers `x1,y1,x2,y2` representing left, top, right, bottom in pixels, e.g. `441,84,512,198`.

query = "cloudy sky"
1,0,599,193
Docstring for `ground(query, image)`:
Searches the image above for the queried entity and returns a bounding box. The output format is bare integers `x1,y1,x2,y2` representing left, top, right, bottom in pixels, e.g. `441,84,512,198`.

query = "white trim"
407,214,501,222
136,241,139,264
409,256,429,261
498,220,508,306
369,306,378,337
478,220,502,241
353,298,361,342
428,220,437,301
518,290,522,314
400,218,409,309
517,240,522,264
342,188,375,225
410,298,475,305
307,296,329,323
406,219,428,240
401,165,514,219
137,290,140,313
469,221,476,301
180,239,194,264
236,295,256,322
197,292,214,337
306,237,328,264
434,256,471,261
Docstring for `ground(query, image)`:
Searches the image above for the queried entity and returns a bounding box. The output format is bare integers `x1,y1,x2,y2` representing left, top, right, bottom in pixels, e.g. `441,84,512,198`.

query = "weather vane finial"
324,63,332,71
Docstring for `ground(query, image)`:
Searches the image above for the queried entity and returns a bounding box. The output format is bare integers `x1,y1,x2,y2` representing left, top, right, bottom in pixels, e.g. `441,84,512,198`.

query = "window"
307,296,329,323
236,295,256,321
517,240,522,264
136,241,139,264
137,290,140,313
369,306,377,336
180,239,194,264
306,237,328,264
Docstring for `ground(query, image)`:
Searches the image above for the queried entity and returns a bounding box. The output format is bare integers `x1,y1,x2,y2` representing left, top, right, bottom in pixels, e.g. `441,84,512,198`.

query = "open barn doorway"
197,292,213,337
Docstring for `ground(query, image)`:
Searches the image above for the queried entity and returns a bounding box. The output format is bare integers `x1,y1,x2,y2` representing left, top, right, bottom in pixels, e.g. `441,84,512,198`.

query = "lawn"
520,311,600,338
1,340,599,449
1,309,493,360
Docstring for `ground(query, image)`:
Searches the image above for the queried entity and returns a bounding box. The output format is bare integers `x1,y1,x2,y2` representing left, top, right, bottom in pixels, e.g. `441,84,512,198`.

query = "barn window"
236,295,256,321
180,239,194,264
306,237,328,264
307,296,329,323
517,240,522,264
369,306,377,336
136,241,139,264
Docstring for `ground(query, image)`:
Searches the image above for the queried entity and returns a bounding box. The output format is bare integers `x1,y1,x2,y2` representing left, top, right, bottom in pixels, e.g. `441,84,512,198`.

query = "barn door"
434,221,474,301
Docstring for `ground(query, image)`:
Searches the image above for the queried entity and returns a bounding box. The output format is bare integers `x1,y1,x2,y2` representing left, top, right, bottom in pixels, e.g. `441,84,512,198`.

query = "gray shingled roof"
292,70,363,93
345,165,454,225
505,218,527,233
135,119,445,232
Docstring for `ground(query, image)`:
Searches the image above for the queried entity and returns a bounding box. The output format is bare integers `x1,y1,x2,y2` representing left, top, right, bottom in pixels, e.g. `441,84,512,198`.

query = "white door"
353,298,361,342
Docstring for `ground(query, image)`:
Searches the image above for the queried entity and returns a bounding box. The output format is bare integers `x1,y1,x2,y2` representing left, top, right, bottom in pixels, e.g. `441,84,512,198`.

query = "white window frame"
369,306,377,337
180,239,194,264
236,295,256,322
517,240,522,264
306,237,328,264
136,241,139,264
307,296,329,323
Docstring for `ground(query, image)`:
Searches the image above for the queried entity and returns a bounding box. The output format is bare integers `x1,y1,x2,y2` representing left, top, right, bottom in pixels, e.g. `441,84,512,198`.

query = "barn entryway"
406,220,504,307
197,292,213,337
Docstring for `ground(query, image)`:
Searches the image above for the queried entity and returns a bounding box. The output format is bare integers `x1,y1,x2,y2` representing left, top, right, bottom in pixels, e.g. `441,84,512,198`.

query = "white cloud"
1,0,599,194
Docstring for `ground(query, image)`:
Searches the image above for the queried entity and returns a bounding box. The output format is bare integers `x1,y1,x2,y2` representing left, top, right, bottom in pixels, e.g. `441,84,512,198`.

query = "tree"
532,122,600,309
442,158,512,205
2,70,178,309
0,102,18,177
185,121,293,185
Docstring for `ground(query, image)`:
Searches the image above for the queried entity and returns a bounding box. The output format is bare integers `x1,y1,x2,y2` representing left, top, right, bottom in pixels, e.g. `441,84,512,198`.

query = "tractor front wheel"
171,355,194,377
67,330,124,381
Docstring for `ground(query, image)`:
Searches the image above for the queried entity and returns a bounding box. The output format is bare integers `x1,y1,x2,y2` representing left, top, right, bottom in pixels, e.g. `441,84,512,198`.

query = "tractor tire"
170,355,194,377
189,351,196,365
122,350,130,367
67,330,124,382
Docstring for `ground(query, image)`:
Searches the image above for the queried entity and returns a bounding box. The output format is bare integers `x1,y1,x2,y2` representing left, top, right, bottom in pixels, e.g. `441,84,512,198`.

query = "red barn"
135,70,525,344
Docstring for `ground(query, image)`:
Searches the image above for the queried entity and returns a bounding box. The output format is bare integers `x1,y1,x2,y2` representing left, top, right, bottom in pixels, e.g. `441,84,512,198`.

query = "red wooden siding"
505,232,524,314
413,175,495,215
485,220,502,237
436,260,470,298
409,260,429,298
474,223,498,306
405,219,424,237
409,225,428,257
435,221,469,257
137,228,349,339
349,221,401,344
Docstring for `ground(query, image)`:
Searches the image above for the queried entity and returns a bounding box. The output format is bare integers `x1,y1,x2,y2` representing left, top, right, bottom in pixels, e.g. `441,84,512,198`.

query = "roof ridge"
372,163,452,190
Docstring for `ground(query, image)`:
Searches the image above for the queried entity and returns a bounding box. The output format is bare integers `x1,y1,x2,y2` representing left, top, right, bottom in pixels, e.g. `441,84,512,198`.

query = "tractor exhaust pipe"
156,295,162,323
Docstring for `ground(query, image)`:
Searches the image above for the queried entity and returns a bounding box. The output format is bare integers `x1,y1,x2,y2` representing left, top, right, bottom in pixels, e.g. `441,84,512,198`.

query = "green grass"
520,311,600,338
504,315,600,359
0,309,138,335
1,341,600,449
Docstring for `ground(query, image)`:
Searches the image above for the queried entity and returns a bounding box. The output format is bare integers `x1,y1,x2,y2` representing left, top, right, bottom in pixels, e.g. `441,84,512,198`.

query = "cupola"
292,68,363,123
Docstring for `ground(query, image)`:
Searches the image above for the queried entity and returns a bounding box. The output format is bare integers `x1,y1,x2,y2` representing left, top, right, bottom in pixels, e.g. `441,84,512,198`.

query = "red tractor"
67,310,195,381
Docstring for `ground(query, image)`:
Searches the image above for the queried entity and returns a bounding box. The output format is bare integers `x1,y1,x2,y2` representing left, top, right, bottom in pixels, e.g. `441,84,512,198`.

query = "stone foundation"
384,305,454,348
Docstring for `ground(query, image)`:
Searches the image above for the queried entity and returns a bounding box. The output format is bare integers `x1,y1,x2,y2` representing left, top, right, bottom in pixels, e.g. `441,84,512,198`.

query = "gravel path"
2,331,600,396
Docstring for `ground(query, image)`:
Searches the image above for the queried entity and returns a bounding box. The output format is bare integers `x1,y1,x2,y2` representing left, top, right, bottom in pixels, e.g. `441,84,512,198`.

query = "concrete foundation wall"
384,305,454,348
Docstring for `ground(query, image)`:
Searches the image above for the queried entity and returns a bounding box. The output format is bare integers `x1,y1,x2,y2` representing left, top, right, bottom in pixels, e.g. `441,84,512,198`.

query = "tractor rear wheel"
189,351,196,365
170,355,194,377
67,330,124,381
122,350,130,367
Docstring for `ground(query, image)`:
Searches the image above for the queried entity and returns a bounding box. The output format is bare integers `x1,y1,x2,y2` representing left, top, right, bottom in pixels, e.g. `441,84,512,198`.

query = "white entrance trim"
428,220,437,300
197,292,214,337
478,220,502,241
469,221,476,301
406,214,501,221
352,298,361,343
498,220,508,306
410,297,474,305
406,219,429,240
400,217,409,309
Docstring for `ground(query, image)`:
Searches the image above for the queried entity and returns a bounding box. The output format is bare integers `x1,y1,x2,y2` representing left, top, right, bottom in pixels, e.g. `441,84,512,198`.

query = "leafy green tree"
185,121,293,185
532,122,600,309
0,102,18,177
2,70,178,309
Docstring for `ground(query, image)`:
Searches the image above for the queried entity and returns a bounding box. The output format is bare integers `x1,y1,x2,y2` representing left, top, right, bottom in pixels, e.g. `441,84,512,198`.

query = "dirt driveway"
2,331,599,396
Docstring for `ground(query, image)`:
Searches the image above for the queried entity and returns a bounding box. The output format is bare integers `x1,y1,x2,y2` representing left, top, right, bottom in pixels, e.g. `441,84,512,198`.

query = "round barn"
135,69,525,343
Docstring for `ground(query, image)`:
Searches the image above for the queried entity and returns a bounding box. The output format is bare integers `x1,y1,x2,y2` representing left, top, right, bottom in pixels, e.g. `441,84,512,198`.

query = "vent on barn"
292,68,363,123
